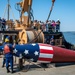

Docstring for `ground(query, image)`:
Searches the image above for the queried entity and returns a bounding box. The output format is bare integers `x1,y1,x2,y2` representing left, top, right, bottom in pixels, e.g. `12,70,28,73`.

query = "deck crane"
14,0,44,44
1,0,56,45
47,0,55,21
15,0,33,28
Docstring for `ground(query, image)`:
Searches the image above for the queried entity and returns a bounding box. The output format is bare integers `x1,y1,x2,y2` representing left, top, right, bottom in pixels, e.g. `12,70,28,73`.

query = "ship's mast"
7,0,10,20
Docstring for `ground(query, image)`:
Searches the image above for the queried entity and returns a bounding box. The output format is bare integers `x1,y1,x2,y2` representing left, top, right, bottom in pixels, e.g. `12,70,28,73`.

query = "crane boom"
16,0,32,26
47,0,55,21
19,0,32,14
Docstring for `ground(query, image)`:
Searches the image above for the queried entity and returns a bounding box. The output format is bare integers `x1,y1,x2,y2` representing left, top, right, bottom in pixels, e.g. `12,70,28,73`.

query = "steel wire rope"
28,30,43,44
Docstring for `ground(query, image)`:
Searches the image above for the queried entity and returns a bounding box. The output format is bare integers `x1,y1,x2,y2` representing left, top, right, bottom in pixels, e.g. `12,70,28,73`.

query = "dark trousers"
6,57,13,71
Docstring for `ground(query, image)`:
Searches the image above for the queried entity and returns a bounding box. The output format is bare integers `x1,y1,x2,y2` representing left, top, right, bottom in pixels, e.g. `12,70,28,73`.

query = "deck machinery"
0,0,45,45
0,0,56,45
0,0,60,70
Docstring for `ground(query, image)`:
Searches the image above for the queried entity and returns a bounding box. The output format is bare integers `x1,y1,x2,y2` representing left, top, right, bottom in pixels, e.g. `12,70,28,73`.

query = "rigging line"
2,5,8,18
10,6,16,21
30,8,34,21
30,12,34,21
15,3,21,17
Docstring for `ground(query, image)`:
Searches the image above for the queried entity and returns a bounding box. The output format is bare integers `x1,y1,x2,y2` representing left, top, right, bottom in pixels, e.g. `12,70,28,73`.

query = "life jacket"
4,44,11,54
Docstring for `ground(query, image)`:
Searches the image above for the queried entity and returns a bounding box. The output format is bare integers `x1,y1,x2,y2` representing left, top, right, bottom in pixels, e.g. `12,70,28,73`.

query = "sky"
0,0,75,32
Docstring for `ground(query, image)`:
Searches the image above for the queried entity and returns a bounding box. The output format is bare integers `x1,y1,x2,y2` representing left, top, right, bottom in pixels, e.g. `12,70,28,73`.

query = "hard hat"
5,36,10,42
5,38,9,42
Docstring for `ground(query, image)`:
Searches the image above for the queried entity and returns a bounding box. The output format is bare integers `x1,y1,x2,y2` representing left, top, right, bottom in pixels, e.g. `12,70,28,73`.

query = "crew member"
2,18,6,31
2,36,10,68
3,36,14,73
50,36,55,45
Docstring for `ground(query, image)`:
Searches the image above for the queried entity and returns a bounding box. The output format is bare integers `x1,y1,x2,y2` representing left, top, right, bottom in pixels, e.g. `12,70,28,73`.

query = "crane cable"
28,30,42,44
47,0,55,21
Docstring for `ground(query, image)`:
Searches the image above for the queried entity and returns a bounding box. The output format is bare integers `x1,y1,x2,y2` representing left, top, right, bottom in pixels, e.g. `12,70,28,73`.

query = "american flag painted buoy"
0,43,75,63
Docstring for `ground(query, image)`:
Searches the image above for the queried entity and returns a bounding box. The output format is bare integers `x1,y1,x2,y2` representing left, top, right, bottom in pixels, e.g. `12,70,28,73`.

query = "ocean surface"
62,31,75,45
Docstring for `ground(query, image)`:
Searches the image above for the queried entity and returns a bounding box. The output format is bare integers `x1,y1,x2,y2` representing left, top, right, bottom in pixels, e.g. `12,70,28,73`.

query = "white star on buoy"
2,48,4,50
24,49,29,55
32,44,36,46
34,51,39,56
13,49,17,53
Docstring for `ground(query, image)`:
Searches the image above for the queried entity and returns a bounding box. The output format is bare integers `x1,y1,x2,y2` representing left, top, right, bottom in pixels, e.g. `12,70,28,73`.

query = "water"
62,31,75,45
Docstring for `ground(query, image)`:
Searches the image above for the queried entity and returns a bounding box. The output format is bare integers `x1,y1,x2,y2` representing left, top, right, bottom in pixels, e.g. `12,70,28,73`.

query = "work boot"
11,71,15,73
11,69,15,73
6,67,10,73
7,69,10,73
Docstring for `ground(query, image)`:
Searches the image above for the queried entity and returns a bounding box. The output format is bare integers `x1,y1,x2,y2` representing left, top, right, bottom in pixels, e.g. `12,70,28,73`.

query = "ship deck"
0,56,75,75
